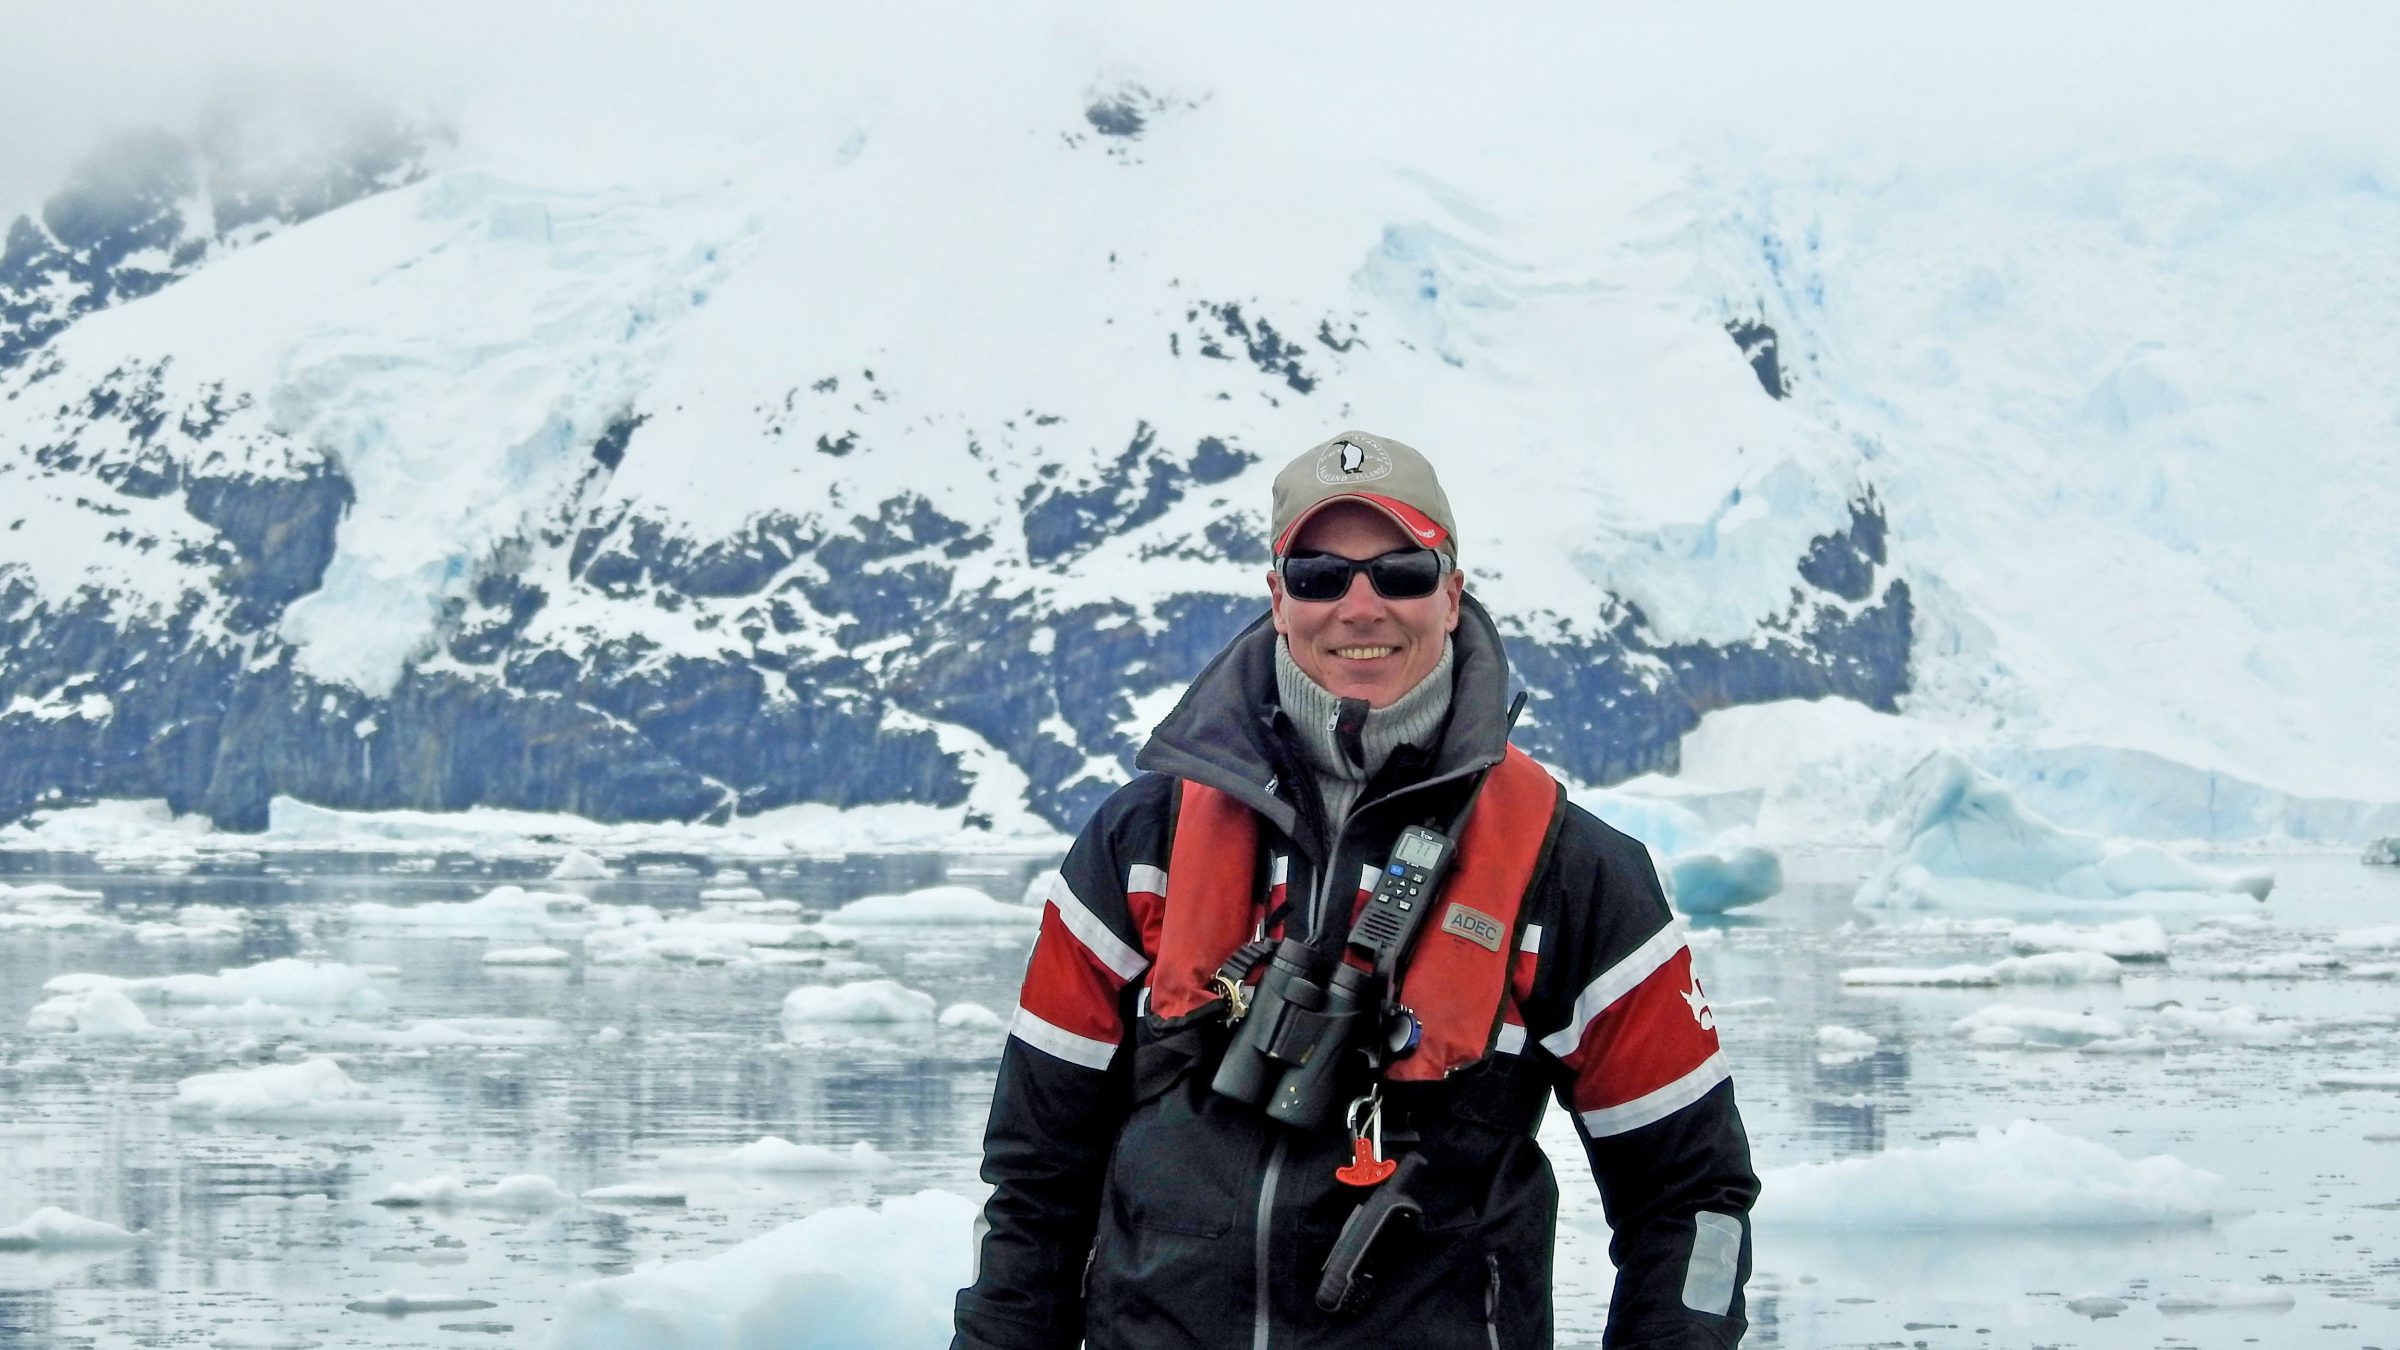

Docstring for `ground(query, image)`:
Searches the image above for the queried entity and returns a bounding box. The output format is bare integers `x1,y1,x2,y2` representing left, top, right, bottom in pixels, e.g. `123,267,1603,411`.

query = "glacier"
1,7,2395,850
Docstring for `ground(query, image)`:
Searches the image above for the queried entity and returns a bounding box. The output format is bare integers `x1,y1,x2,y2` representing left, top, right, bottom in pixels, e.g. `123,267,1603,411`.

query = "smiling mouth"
1332,646,1397,661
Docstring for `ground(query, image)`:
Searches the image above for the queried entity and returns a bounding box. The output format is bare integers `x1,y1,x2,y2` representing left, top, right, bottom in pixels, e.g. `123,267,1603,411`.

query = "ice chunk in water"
548,848,614,879
168,1058,399,1121
781,980,936,1028
547,1190,972,1348
1669,846,1784,914
828,886,1040,925
1757,1120,2237,1228
371,1174,576,1212
0,1207,145,1250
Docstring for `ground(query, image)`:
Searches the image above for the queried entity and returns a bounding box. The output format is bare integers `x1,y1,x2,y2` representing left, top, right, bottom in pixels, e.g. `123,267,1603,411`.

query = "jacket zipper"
1484,1252,1503,1349
1253,1135,1288,1350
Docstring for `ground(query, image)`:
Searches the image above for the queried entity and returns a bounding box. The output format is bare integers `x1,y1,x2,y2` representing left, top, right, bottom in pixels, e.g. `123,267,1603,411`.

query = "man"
956,431,1757,1349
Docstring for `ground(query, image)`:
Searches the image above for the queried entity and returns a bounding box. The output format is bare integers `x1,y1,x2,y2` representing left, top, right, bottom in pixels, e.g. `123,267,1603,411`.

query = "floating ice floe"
169,1058,399,1121
46,958,387,1013
581,1184,687,1206
1757,1120,2236,1228
1668,846,1784,915
24,987,188,1040
781,980,936,1029
483,946,572,966
2335,924,2400,954
312,1017,566,1049
1814,1025,1880,1063
703,1138,893,1174
698,886,765,902
1950,1006,2127,1047
1942,1000,2300,1053
0,882,104,903
547,1190,973,1348
347,886,593,938
346,1292,500,1314
587,910,843,965
371,1174,577,1213
2172,952,2346,980
171,999,314,1032
0,1207,145,1251
827,885,1039,926
1842,951,2123,987
938,1002,1005,1032
2362,837,2399,866
2323,1071,2400,1089
2009,918,2169,962
2155,1284,2297,1313
549,848,614,880
132,904,247,941
1856,754,2273,911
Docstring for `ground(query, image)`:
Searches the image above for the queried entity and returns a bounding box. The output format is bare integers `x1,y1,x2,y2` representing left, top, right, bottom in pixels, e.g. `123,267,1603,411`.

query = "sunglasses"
1277,547,1449,602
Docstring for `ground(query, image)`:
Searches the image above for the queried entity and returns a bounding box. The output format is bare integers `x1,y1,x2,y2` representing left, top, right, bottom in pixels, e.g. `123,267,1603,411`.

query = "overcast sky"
5,2,2397,229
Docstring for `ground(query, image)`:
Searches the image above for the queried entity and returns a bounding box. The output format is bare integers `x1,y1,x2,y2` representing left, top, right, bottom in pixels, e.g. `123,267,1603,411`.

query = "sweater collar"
1136,593,1517,836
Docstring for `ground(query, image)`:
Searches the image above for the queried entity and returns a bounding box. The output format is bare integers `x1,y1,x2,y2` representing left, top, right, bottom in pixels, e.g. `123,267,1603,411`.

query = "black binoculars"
1210,937,1377,1130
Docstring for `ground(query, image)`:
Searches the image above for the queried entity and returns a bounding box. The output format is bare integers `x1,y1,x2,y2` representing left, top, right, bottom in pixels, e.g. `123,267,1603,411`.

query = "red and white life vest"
1148,746,1563,1082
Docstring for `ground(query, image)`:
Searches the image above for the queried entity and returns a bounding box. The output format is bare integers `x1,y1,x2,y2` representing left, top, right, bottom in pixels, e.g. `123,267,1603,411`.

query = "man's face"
1268,501,1464,709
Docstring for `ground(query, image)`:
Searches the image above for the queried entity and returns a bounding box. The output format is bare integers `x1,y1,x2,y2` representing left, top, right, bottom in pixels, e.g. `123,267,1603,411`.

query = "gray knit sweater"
1272,636,1456,832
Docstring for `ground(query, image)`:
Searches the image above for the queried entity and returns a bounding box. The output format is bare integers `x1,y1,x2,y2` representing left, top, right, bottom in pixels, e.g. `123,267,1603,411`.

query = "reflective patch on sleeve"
1008,1006,1119,1070
1681,1210,1743,1316
1052,873,1150,983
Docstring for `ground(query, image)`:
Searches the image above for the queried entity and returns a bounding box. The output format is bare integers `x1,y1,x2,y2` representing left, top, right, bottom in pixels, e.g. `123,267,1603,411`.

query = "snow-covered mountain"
2,11,2394,844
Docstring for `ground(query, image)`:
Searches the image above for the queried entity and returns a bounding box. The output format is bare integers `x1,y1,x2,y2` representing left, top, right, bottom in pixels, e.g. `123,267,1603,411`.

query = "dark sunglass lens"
1282,554,1355,602
1366,549,1442,598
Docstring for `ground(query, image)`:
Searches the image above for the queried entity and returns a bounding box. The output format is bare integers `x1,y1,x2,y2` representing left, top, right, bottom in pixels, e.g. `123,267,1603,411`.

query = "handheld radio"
1345,824,1459,984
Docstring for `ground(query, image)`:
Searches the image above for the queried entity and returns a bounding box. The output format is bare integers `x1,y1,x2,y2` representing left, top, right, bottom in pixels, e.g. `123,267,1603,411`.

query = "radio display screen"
1392,831,1444,870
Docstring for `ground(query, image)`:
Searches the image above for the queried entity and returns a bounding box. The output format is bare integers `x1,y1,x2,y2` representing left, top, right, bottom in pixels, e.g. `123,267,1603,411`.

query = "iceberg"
547,1190,972,1349
168,1058,399,1121
2365,837,2400,865
1757,1120,2236,1229
1668,846,1784,915
1857,754,2272,912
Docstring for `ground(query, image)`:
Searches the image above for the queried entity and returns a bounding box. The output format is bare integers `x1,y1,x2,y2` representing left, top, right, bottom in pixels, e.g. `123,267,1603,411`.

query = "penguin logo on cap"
1315,437,1392,484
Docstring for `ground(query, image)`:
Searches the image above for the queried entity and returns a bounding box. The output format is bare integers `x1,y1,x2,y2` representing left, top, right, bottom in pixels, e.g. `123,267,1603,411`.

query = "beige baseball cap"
1270,430,1458,559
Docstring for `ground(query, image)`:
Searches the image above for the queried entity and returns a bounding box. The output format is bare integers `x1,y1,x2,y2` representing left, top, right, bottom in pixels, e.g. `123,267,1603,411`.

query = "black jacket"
956,598,1758,1349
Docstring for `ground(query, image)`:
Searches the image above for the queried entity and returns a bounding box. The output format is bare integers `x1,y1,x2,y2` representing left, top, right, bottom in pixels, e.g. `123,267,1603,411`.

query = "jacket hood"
1135,592,1518,834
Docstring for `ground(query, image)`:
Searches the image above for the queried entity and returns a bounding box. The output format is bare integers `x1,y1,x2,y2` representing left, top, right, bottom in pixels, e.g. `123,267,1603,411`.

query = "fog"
6,1,2397,226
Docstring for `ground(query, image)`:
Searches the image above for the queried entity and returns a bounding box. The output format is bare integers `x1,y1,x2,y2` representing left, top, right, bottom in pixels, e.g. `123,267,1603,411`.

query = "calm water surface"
1,848,2395,1349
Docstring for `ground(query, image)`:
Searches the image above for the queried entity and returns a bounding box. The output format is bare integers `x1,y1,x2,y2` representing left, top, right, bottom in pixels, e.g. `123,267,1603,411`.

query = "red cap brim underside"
1273,493,1450,555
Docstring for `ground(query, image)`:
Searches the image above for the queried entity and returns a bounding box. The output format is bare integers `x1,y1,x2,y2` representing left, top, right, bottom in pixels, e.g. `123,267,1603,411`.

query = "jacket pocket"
1104,1079,1258,1238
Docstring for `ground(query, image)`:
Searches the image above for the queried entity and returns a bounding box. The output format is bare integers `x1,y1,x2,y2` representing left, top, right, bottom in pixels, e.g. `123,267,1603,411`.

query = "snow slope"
2,5,2395,839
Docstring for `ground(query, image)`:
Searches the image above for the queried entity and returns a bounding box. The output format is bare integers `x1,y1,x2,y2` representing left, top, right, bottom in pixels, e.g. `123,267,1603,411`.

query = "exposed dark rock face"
1021,425,1257,566
0,451,1909,834
0,121,1916,840
1726,318,1787,399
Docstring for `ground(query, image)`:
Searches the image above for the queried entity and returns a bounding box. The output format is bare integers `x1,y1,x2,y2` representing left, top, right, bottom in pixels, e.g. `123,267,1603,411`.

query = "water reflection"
4,849,2396,1347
